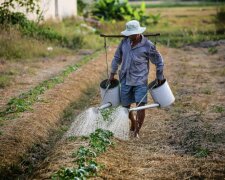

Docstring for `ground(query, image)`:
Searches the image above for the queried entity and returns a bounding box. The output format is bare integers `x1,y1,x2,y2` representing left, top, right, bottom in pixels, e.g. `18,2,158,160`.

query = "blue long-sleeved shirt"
111,35,164,86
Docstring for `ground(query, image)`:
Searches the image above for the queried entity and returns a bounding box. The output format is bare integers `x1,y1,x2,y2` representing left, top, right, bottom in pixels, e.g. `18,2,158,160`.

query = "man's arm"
148,43,164,83
110,41,123,80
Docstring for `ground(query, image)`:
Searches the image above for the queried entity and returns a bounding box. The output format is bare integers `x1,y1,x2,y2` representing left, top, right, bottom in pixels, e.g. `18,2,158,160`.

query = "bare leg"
129,111,136,131
136,109,145,133
135,103,146,137
123,105,137,132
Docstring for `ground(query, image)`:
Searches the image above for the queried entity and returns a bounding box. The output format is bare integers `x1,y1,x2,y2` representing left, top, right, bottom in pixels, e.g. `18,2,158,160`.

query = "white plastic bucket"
149,79,175,108
100,79,120,107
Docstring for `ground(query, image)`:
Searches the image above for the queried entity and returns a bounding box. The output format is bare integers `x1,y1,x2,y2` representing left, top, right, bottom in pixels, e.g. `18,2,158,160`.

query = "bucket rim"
148,79,167,90
100,79,120,89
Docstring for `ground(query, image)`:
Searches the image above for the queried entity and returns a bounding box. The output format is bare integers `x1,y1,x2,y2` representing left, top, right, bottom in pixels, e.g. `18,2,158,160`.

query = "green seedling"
100,107,116,121
52,129,113,179
202,87,212,95
67,136,78,141
89,129,113,154
208,47,218,54
213,105,225,113
73,146,97,167
194,147,210,158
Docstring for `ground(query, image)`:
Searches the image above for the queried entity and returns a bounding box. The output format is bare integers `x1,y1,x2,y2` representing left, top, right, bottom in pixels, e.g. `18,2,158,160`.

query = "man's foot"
129,130,135,138
134,130,140,139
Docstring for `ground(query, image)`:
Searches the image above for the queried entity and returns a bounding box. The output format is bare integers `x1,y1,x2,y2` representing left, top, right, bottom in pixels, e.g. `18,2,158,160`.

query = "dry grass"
93,45,225,179
30,45,225,179
0,27,72,61
0,48,115,175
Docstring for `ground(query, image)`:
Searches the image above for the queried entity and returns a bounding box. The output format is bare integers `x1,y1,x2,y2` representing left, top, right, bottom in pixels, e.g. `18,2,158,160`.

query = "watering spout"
98,102,112,110
129,103,159,112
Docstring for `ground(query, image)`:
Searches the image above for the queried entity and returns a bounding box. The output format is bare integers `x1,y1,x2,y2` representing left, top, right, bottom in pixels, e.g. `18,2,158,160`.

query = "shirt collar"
127,35,147,49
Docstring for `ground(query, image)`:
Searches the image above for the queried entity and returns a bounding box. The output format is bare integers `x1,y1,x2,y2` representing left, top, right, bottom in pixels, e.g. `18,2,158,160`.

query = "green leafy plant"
73,146,97,167
149,13,161,25
216,6,225,23
67,136,78,141
215,6,225,34
92,0,149,23
89,129,113,153
0,10,84,49
99,107,116,121
0,75,11,88
208,47,218,54
202,87,212,95
52,129,113,179
0,0,40,18
52,162,98,180
213,105,224,113
77,0,88,15
194,147,210,158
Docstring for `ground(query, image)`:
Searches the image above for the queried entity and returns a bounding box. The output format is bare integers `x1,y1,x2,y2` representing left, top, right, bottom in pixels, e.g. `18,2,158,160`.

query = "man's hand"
109,73,115,82
157,79,164,86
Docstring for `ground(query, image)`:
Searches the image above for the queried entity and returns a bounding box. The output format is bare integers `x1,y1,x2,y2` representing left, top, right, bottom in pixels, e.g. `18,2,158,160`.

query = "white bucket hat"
121,20,146,36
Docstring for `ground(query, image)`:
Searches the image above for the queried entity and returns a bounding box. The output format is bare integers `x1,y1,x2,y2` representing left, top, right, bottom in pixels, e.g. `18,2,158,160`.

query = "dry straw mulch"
0,48,115,173
33,45,225,179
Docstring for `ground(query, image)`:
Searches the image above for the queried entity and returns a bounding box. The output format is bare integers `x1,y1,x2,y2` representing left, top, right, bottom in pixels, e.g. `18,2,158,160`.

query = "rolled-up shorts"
120,78,148,107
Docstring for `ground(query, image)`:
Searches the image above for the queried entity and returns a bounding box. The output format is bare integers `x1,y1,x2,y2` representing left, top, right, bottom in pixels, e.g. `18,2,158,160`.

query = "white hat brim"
121,27,146,36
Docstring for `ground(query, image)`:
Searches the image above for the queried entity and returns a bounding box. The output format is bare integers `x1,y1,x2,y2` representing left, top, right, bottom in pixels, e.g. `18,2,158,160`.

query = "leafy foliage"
73,146,97,168
149,13,161,25
213,105,225,113
208,47,218,54
52,129,113,179
0,0,40,16
99,107,116,121
77,0,88,15
215,6,225,34
52,162,98,180
0,10,84,49
194,147,210,158
92,0,149,23
216,6,225,23
89,129,113,153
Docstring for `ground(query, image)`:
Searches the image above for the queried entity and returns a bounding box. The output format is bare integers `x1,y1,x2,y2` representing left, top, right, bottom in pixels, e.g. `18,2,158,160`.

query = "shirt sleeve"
111,40,123,74
148,42,164,80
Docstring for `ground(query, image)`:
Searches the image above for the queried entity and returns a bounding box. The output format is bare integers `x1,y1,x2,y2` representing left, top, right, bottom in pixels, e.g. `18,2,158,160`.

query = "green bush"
0,75,11,88
215,6,225,33
77,0,88,15
216,7,225,22
149,13,161,25
92,0,149,24
0,10,85,49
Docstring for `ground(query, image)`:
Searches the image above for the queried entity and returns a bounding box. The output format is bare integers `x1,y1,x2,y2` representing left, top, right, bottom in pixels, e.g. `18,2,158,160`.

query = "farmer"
109,20,164,138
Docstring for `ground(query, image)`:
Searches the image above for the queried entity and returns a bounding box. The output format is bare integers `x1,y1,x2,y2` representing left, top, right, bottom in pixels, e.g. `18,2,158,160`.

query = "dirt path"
32,44,225,179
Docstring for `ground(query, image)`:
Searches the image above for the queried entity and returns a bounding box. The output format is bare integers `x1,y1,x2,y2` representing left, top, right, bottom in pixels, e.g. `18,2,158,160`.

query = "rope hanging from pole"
104,37,109,79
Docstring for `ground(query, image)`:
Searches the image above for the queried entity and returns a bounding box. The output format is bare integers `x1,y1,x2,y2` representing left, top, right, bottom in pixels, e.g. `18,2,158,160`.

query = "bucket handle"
101,80,111,102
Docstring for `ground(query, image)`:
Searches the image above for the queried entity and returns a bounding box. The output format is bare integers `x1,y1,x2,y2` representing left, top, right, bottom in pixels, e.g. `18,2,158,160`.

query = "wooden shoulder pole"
100,33,160,38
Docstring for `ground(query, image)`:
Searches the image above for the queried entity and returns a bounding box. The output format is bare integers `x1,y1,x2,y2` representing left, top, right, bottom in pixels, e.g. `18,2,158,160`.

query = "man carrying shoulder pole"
109,20,165,138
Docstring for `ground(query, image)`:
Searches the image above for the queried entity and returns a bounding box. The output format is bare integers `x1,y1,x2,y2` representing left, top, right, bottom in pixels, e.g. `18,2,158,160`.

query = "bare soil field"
28,43,225,179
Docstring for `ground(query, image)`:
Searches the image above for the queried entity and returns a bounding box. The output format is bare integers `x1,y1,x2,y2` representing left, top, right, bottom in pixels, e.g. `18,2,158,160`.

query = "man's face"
129,34,139,42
